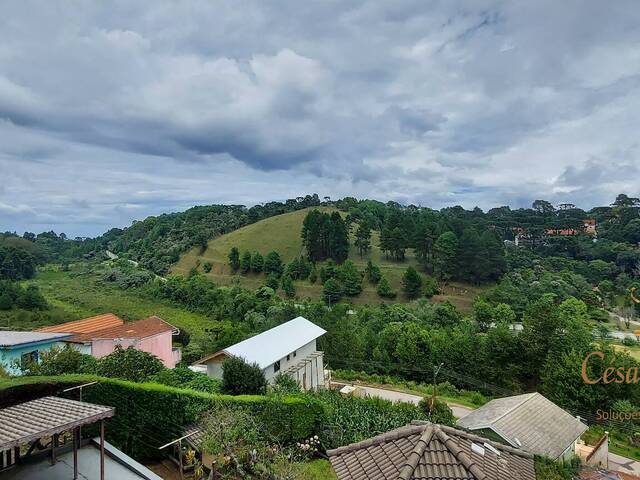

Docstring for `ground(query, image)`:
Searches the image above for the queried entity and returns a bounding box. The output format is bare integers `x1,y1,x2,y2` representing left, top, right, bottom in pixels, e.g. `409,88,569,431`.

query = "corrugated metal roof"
36,313,124,334
457,392,588,459
0,396,114,450
328,421,536,480
0,331,72,348
199,316,326,369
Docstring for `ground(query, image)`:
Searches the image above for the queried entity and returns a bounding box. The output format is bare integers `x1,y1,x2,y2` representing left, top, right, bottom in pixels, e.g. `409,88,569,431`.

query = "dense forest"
2,192,640,461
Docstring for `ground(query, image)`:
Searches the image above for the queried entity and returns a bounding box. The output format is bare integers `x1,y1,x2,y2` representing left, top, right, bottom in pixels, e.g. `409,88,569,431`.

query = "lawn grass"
22,269,217,341
294,459,337,480
172,207,485,311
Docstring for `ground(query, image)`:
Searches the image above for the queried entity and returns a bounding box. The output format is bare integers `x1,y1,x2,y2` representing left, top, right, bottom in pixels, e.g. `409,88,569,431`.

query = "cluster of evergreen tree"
301,210,349,263
0,245,37,280
0,281,48,310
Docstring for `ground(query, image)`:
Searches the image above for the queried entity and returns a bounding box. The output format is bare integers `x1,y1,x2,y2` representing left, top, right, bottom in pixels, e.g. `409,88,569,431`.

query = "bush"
623,337,637,347
202,262,212,273
27,345,98,376
271,373,301,395
98,346,165,382
417,397,455,426
221,356,267,395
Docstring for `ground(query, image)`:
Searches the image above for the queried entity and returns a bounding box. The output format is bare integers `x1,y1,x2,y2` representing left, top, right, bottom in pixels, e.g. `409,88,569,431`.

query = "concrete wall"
263,339,317,384
0,341,68,376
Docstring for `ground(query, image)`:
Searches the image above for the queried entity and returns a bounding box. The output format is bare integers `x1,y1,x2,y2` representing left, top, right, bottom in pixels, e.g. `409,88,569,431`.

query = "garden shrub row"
0,375,327,459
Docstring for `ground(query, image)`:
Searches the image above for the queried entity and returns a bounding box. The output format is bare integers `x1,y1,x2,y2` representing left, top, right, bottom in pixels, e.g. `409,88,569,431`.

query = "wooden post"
73,427,78,480
100,420,105,480
178,439,184,480
51,433,58,465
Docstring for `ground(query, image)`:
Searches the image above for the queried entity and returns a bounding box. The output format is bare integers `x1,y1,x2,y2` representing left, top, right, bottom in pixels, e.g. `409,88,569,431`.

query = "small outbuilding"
456,392,588,460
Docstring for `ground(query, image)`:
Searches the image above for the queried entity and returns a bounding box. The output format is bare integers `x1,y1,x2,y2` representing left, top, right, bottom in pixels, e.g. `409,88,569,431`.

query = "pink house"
60,316,181,368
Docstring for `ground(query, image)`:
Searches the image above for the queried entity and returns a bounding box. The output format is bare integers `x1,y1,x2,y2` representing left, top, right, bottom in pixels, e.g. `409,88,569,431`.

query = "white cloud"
0,0,639,235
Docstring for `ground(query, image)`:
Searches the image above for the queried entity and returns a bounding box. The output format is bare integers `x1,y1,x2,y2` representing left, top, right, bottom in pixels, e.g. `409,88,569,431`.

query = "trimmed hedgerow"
0,375,327,460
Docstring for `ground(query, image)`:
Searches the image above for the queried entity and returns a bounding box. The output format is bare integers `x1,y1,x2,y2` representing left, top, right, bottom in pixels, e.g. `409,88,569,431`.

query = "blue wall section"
0,341,68,376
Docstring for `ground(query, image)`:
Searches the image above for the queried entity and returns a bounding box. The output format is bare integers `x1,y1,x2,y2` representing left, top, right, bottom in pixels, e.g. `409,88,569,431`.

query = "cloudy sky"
1,1,640,237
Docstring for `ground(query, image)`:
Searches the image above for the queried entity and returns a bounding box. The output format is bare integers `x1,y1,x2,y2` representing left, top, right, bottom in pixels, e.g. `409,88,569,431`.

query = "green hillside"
172,207,484,310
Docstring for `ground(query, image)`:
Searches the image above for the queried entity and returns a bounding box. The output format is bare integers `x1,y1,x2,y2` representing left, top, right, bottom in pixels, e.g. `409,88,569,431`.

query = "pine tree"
433,232,457,281
354,223,372,257
240,251,252,274
251,252,264,273
329,212,349,263
282,275,296,297
402,266,423,298
365,260,381,284
228,247,240,272
323,278,343,304
376,276,396,298
264,251,283,276
340,260,362,296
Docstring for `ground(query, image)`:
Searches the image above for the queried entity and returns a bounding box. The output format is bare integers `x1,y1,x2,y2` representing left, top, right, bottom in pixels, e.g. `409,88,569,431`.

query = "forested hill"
2,193,640,277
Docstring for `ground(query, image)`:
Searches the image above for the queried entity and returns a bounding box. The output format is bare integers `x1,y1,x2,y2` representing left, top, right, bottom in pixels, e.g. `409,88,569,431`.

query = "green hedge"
0,375,327,460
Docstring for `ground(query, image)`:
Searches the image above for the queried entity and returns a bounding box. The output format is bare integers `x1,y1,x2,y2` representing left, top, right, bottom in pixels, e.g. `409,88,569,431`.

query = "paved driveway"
332,382,474,419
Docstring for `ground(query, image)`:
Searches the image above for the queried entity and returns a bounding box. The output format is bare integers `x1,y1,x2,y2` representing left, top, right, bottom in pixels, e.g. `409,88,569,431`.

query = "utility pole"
430,363,444,415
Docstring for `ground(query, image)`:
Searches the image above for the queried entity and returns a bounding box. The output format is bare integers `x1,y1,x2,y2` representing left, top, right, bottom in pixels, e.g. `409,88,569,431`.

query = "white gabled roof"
222,316,326,369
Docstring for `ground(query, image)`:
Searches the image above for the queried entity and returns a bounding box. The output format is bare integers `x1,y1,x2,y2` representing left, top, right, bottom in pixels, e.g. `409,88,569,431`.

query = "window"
21,350,38,370
293,350,297,358
274,360,280,373
286,354,290,361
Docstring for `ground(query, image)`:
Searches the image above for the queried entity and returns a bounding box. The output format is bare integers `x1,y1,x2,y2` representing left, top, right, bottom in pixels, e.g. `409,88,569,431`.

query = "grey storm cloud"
1,0,640,236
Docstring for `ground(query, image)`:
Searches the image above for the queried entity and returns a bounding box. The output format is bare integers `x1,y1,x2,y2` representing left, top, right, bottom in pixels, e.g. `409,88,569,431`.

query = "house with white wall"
196,316,327,390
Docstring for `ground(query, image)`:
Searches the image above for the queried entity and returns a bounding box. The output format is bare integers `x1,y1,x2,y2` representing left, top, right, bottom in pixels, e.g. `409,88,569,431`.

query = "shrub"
622,337,637,347
221,356,267,395
98,346,165,382
417,397,455,426
27,345,98,376
202,262,212,273
271,373,301,395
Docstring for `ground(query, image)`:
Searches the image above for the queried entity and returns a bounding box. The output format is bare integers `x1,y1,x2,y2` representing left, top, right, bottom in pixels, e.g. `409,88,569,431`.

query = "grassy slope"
173,207,485,311
20,269,215,341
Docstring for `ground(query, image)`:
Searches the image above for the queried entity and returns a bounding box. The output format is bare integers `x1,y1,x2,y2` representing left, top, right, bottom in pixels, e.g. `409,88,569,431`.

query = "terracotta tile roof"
68,316,176,343
328,421,536,480
36,313,124,334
